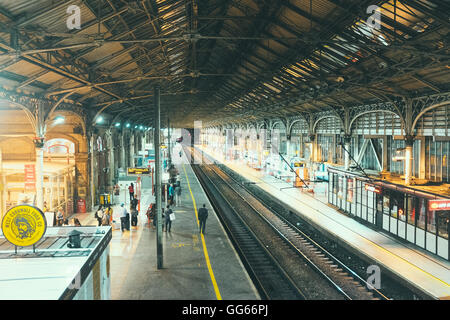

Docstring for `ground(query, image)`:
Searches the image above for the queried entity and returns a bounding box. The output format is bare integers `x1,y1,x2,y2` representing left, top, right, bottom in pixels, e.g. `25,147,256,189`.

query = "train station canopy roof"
0,0,448,128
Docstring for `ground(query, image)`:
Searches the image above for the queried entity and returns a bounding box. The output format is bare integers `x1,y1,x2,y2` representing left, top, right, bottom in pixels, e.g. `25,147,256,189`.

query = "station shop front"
0,138,76,220
328,167,449,260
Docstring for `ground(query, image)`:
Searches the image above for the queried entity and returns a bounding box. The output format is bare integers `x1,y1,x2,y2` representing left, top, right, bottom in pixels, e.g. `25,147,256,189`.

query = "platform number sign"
67,5,81,30
366,265,381,290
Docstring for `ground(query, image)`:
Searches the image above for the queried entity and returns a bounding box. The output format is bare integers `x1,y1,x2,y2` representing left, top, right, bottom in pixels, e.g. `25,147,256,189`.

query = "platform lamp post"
154,84,163,269
167,117,171,167
404,136,414,185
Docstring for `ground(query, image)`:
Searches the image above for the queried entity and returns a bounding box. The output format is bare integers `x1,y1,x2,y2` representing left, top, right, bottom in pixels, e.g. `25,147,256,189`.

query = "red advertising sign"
77,198,86,213
365,183,382,194
428,199,450,211
24,164,36,192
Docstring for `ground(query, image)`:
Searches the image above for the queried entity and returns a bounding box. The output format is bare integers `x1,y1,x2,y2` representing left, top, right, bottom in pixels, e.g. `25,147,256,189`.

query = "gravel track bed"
201,165,345,300
217,163,420,300
211,165,378,300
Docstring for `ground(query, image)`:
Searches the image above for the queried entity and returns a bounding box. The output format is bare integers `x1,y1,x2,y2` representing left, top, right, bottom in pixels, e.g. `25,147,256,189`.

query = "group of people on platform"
146,201,209,235
43,201,83,227
95,204,113,227
117,187,141,231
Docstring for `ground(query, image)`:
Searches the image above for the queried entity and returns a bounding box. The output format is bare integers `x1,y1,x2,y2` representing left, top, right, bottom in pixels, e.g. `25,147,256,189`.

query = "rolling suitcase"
125,214,131,230
131,214,138,226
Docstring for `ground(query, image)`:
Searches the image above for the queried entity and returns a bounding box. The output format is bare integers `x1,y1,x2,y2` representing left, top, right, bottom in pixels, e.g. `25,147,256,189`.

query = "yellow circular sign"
1,205,47,247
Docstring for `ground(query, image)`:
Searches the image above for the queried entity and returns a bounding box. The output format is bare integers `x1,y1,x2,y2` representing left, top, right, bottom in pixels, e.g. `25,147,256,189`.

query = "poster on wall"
337,177,343,199
347,178,353,203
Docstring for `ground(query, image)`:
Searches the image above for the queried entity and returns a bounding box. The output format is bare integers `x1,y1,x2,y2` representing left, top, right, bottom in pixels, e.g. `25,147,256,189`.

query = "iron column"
167,117,171,167
154,85,163,269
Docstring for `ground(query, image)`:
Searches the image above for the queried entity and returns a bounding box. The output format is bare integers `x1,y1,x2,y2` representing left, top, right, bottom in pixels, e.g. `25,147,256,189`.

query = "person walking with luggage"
128,183,134,202
119,203,129,232
198,204,208,234
95,205,104,226
164,205,174,232
174,183,181,206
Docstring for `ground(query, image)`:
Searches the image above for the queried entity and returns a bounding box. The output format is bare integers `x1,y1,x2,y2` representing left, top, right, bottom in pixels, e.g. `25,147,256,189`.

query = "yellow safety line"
183,164,222,300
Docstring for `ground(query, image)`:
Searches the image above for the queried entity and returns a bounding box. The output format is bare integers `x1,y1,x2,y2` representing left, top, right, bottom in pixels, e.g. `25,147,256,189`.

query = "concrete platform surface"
76,147,259,300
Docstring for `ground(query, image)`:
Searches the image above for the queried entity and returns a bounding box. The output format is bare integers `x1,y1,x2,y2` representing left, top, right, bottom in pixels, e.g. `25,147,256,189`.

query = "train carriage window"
391,203,398,219
417,199,426,230
383,195,390,215
390,191,404,220
437,211,449,239
443,142,449,183
427,209,436,234
407,195,418,226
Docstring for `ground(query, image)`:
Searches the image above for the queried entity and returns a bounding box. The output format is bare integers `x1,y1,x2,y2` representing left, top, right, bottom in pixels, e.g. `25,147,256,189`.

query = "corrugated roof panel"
36,72,66,86
3,60,42,77
82,42,127,64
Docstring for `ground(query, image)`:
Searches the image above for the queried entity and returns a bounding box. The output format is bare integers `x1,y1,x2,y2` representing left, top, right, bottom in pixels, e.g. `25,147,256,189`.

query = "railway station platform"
72,147,259,300
197,145,450,300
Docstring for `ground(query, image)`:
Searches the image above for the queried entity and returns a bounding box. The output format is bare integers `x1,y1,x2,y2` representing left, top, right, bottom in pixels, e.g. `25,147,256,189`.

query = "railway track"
192,161,306,300
186,146,390,300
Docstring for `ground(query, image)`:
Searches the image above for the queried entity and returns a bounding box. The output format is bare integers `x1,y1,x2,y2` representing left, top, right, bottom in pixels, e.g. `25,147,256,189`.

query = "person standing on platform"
164,205,173,232
174,183,181,206
105,204,113,224
102,208,111,226
119,203,129,232
130,203,138,227
56,207,64,226
113,183,120,204
128,183,134,202
168,184,174,205
73,218,82,226
198,204,208,234
95,205,104,226
131,197,138,211
161,184,166,202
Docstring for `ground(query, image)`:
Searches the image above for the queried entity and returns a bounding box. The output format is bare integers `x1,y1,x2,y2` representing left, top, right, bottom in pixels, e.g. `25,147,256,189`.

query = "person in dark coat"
131,197,139,211
198,204,208,234
131,204,138,227
164,205,173,232
174,183,181,206
95,205,103,226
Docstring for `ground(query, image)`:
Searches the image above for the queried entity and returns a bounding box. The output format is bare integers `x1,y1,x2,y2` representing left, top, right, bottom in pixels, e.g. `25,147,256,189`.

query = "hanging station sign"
127,167,150,175
365,184,382,194
1,205,47,247
428,199,450,211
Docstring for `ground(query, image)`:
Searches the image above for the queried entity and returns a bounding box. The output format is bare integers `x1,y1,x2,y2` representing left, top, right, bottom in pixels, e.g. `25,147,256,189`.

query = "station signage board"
24,164,36,192
365,184,382,194
1,205,47,247
428,199,450,211
127,167,150,175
